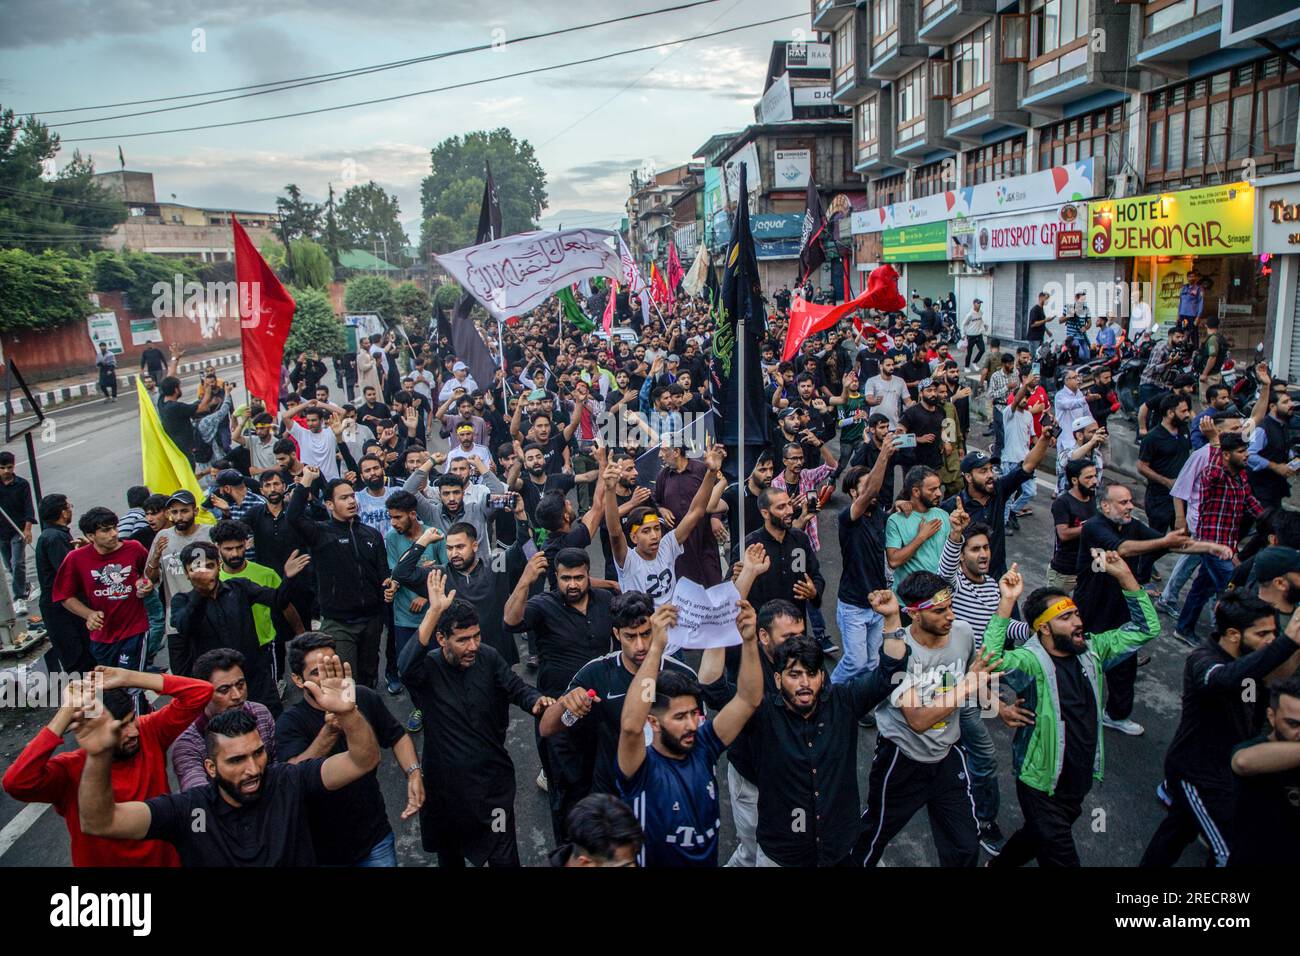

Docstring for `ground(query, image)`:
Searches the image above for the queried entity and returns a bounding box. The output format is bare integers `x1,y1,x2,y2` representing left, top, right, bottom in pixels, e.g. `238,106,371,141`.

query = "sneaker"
385,678,404,696
1102,715,1145,736
817,635,839,655
1155,779,1173,809
1153,597,1179,617
979,821,1006,857
1173,630,1199,648
1006,514,1021,533
405,708,424,733
12,598,26,616
858,711,877,729
524,654,539,670
536,769,549,793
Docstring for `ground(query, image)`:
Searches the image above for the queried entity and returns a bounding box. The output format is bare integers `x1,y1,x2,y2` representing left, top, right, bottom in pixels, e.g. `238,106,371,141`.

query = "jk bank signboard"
1086,182,1255,257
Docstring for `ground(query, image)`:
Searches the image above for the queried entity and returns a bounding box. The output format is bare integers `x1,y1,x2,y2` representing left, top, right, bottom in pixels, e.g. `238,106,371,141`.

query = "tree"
259,238,286,272
120,252,194,315
393,282,431,320
418,128,547,256
0,107,127,253
432,282,462,311
287,239,333,291
275,184,322,241
285,286,347,357
337,180,407,265
0,248,94,332
92,251,135,292
344,275,396,325
323,183,342,268
419,213,459,257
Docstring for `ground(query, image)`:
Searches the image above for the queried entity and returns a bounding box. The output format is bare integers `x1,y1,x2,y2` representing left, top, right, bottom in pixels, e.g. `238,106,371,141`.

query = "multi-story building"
625,163,704,273
815,0,1299,369
94,169,282,261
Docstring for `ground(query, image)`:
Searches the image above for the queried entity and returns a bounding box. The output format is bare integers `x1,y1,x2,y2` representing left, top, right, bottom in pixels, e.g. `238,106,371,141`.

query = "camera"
489,492,520,511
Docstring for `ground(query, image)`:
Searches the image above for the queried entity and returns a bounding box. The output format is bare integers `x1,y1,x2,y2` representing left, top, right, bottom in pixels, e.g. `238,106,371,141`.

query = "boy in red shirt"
51,507,154,694
2,666,212,866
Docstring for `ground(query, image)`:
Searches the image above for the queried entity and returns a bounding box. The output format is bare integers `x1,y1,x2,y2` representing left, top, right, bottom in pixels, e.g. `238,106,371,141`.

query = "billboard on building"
1086,182,1255,257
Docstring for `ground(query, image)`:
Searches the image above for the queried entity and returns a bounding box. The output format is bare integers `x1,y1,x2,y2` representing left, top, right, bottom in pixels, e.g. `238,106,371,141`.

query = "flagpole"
737,305,746,547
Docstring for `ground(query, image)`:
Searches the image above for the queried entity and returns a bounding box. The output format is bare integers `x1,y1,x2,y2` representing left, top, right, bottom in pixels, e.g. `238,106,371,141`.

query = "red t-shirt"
0,675,213,867
50,540,149,644
1008,385,1049,436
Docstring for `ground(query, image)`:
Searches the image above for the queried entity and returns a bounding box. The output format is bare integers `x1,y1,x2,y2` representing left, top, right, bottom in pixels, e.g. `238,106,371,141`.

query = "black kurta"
397,640,540,864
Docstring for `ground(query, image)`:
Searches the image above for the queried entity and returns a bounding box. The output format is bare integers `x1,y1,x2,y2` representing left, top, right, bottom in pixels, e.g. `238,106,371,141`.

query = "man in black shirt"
287,469,389,688
722,452,775,562
1229,674,1300,865
169,541,309,717
745,629,909,866
505,547,615,838
941,440,1052,579
1025,290,1050,345
1136,392,1192,579
277,633,421,866
34,493,94,675
834,436,897,683
1140,594,1299,866
399,581,552,866
533,482,607,591
158,375,217,467
1047,459,1097,593
743,487,825,625
139,344,167,383
899,377,945,470
77,654,381,866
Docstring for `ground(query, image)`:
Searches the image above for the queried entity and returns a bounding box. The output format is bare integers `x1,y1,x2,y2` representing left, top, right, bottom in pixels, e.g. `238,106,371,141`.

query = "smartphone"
1031,363,1041,377
893,432,917,449
489,492,519,511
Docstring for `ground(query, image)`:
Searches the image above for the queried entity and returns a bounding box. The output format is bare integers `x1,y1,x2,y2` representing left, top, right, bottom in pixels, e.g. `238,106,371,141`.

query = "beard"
1053,626,1088,656
265,491,284,505
1077,484,1096,499
658,725,696,756
528,465,547,477
365,479,385,493
780,685,818,715
215,770,262,805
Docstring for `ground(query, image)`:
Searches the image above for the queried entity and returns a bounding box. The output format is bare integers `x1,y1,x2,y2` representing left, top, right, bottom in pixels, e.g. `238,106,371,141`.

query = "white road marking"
0,802,49,859
15,438,87,467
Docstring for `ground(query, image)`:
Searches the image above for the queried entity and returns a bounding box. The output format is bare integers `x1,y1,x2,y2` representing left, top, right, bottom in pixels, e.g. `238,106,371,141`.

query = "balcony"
812,0,856,31
1135,0,1224,70
854,93,898,173
1014,3,1138,117
833,7,884,104
867,0,929,81
943,57,1030,142
917,0,996,45
894,67,960,158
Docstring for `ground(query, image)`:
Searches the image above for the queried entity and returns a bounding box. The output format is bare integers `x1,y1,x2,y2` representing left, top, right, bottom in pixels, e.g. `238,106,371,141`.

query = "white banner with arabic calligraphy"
434,228,622,321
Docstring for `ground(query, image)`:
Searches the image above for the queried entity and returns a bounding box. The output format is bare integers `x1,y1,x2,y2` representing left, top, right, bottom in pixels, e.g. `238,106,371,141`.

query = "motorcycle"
1116,333,1154,419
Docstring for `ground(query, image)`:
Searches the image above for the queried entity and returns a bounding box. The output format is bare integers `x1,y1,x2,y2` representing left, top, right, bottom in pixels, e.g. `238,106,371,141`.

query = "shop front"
1087,182,1262,353
883,221,952,306
1257,172,1300,378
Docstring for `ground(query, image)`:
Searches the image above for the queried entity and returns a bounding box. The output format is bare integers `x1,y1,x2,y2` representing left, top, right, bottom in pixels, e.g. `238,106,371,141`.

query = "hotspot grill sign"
972,203,1087,263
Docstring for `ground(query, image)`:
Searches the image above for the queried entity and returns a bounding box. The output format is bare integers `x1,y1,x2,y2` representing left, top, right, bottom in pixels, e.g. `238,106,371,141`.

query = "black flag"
797,176,827,286
713,163,767,453
450,162,503,389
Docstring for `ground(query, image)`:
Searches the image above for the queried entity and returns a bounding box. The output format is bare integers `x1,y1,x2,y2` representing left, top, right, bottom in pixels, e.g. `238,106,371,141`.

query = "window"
869,173,907,207
952,23,992,97
835,20,855,88
1146,0,1223,35
871,0,899,62
896,65,927,141
1145,56,1298,188
912,160,950,198
921,0,948,25
1039,104,1129,179
857,97,880,164
1032,0,1089,57
964,135,1027,185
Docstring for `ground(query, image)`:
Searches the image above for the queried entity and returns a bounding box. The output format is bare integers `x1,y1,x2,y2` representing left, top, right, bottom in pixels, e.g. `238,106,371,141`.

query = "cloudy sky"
0,0,806,242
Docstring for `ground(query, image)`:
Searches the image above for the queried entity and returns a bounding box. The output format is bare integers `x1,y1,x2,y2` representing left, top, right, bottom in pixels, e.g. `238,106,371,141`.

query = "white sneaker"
1102,715,1144,736
535,769,549,793
13,598,27,616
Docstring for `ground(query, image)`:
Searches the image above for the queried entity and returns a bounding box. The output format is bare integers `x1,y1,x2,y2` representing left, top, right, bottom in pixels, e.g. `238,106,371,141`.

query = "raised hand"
602,463,621,489
704,443,726,473
741,542,771,576
73,707,122,757
948,499,970,537
283,549,311,579
867,588,900,618
999,562,1024,602
303,654,357,714
650,603,678,650
520,552,548,586
425,569,457,616
736,599,757,642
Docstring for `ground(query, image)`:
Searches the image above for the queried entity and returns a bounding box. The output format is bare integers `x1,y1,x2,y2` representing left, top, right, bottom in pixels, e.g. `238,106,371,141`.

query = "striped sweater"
939,535,1031,650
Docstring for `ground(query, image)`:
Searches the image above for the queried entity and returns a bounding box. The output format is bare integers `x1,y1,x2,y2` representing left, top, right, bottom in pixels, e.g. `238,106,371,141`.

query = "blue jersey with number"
617,719,727,867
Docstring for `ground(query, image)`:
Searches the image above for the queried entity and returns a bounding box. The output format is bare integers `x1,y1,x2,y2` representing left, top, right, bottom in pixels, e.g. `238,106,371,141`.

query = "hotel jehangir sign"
1086,182,1255,257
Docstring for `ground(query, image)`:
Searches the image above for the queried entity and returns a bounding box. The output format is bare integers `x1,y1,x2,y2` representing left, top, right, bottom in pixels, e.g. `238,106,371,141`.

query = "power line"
31,1,722,121
61,12,805,144
0,184,126,211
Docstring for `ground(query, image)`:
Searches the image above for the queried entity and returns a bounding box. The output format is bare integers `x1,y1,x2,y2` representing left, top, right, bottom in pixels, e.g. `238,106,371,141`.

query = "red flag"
783,291,869,361
666,242,684,307
232,216,295,413
650,263,671,307
603,280,617,333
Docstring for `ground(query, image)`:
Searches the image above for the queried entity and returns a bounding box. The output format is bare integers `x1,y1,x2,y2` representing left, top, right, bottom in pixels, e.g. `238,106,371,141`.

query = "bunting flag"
682,245,710,297
449,162,508,388
136,379,213,524
556,285,594,333
666,241,685,306
602,279,617,333
797,176,827,286
232,216,295,413
650,263,671,307
713,162,767,449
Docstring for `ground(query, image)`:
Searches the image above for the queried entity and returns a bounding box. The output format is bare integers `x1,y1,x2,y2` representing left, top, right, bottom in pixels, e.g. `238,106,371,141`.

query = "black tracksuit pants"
992,779,1083,867
1139,774,1232,867
852,736,980,867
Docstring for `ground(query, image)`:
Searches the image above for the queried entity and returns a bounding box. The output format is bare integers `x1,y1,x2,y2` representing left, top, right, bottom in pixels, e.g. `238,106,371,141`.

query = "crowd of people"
2,277,1298,870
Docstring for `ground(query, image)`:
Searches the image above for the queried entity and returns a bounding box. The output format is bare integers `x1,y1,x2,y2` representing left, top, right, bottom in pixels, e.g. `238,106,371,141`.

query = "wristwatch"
884,627,907,640
405,763,422,777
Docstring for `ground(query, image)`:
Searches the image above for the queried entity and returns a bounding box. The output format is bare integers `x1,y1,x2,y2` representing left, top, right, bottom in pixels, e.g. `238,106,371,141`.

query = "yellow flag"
136,378,214,524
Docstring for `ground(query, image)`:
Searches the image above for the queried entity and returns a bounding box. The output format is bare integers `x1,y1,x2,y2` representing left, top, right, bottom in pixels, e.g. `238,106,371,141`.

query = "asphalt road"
0,375,1198,867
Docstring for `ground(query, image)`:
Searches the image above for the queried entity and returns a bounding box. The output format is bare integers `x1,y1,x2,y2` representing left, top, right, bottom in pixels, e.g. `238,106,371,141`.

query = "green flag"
557,286,594,332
